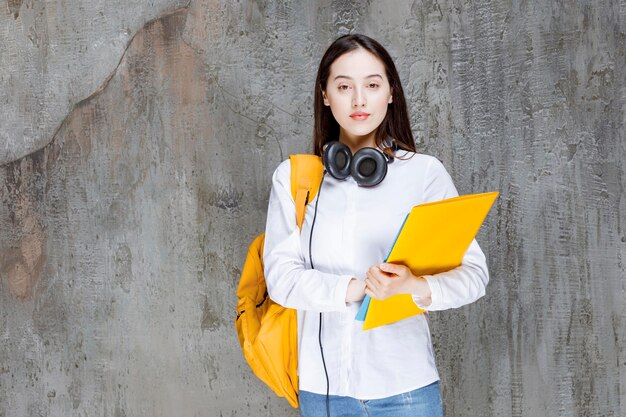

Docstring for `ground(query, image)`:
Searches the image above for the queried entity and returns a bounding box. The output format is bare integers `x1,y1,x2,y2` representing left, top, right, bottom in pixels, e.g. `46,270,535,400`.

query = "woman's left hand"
365,263,428,300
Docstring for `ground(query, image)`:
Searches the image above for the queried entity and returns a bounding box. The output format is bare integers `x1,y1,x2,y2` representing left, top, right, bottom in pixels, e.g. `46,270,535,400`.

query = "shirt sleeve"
411,157,490,311
262,159,354,312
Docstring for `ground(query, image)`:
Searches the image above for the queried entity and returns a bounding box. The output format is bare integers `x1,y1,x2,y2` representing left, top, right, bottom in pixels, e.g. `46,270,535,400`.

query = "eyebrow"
333,74,383,81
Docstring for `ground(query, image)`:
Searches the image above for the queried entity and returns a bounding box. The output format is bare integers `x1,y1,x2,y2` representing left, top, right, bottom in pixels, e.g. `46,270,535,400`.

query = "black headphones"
321,140,397,187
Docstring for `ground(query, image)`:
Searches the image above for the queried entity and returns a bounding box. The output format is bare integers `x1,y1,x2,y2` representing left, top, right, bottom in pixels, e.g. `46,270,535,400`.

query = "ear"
388,95,393,104
322,91,330,106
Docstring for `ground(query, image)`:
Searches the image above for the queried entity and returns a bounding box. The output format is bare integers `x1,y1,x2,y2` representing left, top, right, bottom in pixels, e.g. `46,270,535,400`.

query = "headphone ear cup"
351,147,388,187
322,141,352,180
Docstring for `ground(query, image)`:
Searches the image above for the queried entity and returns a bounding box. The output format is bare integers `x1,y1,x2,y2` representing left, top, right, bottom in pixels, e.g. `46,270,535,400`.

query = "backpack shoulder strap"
289,154,324,231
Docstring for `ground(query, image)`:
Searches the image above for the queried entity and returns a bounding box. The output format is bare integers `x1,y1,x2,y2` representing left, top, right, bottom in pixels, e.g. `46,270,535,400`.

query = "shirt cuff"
333,275,355,311
412,275,444,311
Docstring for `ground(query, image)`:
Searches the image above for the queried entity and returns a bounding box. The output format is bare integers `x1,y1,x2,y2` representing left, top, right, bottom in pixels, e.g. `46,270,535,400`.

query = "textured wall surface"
1,1,624,416
0,0,189,164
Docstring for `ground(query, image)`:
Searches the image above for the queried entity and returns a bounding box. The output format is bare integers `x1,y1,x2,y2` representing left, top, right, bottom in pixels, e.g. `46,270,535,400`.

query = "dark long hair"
312,34,415,156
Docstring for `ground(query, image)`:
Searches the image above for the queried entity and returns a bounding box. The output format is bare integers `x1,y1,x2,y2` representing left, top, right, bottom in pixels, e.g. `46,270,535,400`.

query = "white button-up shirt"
263,150,489,400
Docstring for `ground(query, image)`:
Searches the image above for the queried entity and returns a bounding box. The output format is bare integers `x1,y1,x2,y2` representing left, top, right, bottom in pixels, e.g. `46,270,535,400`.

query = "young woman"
263,34,489,417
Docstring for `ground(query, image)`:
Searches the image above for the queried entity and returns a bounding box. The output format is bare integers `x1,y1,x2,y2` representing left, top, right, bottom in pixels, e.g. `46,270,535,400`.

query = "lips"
350,112,370,121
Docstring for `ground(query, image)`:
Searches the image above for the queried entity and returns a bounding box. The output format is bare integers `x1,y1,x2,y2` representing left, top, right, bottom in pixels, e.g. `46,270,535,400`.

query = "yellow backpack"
235,154,324,408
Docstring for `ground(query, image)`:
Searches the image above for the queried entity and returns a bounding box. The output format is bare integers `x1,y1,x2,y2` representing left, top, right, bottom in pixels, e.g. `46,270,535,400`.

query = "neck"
339,130,377,154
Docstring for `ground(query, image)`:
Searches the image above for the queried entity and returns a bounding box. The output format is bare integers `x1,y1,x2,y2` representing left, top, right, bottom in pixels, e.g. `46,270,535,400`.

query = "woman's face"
322,47,393,150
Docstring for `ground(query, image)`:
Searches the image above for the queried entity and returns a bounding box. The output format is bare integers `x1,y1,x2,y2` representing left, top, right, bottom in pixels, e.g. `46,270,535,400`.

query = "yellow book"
356,191,499,330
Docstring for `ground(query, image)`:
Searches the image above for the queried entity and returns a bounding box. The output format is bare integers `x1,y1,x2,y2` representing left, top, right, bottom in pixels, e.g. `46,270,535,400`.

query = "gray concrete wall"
0,0,624,416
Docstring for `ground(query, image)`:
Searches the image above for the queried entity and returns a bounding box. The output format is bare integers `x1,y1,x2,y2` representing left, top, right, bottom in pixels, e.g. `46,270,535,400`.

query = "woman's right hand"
345,278,366,303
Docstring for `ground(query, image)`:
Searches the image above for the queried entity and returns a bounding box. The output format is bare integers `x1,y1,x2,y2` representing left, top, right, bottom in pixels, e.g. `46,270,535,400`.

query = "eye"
368,83,380,88
337,84,350,91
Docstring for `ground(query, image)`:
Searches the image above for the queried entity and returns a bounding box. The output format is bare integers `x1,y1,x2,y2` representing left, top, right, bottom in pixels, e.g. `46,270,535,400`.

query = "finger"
367,269,382,283
372,268,395,287
364,287,377,300
368,265,381,278
379,262,402,273
372,266,392,280
365,277,378,292
366,285,388,301
379,262,408,278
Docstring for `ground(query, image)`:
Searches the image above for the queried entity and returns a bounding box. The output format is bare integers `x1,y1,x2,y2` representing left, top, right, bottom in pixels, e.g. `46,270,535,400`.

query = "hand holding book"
364,263,431,306
355,191,499,330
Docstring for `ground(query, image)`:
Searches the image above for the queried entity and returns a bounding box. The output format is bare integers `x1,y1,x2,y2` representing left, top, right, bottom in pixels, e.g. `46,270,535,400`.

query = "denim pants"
299,381,443,417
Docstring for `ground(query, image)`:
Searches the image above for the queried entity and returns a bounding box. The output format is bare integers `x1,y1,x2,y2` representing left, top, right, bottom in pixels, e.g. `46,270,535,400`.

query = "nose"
352,87,366,107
